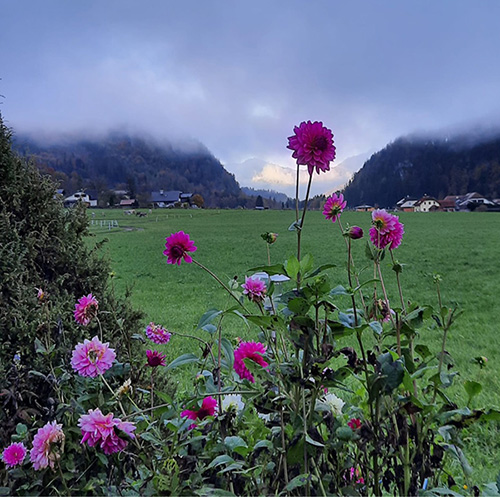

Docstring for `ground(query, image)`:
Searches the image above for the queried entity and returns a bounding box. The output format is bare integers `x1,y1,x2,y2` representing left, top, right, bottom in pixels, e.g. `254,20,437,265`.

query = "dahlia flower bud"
346,226,363,240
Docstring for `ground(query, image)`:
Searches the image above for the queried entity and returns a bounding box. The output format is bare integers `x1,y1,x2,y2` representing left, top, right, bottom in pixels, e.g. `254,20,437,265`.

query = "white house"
64,191,97,208
413,196,440,212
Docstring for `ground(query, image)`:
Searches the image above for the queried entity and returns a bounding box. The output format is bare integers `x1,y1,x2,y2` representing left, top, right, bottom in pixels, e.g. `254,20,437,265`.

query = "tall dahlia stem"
297,174,313,289
338,219,367,315
295,164,300,223
347,238,358,325
390,250,406,313
192,259,249,313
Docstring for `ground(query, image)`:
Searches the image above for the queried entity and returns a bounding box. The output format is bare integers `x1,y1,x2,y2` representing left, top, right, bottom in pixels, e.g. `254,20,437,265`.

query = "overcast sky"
2,1,500,196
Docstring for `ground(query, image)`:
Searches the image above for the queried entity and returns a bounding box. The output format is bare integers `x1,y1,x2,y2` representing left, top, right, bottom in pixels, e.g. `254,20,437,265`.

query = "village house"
455,192,495,211
396,196,418,212
413,195,440,212
150,190,192,208
355,205,375,212
64,191,97,208
439,195,460,212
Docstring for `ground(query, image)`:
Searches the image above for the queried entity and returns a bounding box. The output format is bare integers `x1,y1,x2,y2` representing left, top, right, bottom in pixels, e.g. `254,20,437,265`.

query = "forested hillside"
343,132,500,207
13,133,245,207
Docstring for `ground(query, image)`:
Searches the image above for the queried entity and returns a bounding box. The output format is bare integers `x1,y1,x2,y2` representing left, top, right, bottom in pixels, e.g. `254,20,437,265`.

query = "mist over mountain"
342,129,500,207
13,132,245,207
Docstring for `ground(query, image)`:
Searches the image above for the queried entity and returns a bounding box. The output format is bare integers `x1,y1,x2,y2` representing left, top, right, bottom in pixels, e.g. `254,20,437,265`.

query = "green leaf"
482,482,500,496
166,353,199,370
224,436,248,455
247,264,287,276
218,462,244,474
96,452,108,467
303,264,336,280
464,380,482,406
246,314,285,330
197,308,222,329
15,423,27,436
288,297,311,315
253,440,273,451
330,285,350,296
220,338,234,371
195,487,237,497
285,256,300,280
299,253,314,275
286,474,313,491
445,444,473,477
34,338,46,354
207,454,235,470
336,426,354,441
368,321,383,335
305,434,324,447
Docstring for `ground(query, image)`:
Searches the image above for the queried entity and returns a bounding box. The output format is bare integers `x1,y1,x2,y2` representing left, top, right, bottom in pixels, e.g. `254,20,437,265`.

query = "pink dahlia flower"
74,293,99,326
145,322,171,344
369,209,404,250
146,349,167,367
242,277,267,303
2,442,27,468
323,193,347,222
234,341,269,383
287,121,336,175
71,336,116,377
30,421,65,471
163,231,197,265
181,396,218,421
79,408,136,455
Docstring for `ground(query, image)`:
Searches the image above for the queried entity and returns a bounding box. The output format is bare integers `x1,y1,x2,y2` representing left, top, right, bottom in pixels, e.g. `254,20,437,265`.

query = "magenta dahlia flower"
30,421,65,471
71,336,116,377
323,193,347,222
234,341,269,383
145,322,171,344
287,121,336,175
348,418,362,430
369,209,404,250
242,276,267,303
181,396,218,422
74,293,99,326
163,231,197,265
146,349,167,367
2,442,27,468
79,408,136,455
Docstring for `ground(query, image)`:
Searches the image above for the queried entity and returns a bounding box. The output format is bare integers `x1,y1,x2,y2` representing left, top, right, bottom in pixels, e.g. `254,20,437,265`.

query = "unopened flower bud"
347,226,364,240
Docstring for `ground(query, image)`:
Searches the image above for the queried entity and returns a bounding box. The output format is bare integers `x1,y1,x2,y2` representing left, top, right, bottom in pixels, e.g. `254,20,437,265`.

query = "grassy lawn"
87,208,500,483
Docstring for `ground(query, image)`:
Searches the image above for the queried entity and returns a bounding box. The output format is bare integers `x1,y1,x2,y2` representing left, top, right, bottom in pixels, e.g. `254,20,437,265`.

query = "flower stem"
297,174,313,289
192,259,249,312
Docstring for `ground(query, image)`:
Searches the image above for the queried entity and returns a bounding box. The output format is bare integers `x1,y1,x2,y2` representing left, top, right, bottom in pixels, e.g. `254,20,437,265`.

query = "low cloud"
252,163,296,186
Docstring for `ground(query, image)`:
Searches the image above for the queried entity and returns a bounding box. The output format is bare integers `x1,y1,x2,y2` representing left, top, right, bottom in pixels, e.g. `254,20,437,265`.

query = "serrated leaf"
96,452,108,466
464,380,482,406
330,285,350,296
224,436,248,452
303,263,336,280
253,440,273,451
368,321,383,335
220,338,234,371
285,256,300,280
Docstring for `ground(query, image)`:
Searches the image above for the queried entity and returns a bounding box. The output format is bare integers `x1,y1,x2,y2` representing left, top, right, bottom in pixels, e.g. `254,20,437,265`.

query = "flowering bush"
1,120,499,496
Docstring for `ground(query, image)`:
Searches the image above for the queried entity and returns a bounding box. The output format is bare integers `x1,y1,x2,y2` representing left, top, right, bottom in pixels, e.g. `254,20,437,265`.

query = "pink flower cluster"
74,293,99,326
71,336,116,377
163,231,197,265
234,341,268,383
30,421,65,471
2,442,26,468
323,193,347,223
288,121,336,175
145,322,171,344
79,408,136,455
369,209,404,250
242,276,267,303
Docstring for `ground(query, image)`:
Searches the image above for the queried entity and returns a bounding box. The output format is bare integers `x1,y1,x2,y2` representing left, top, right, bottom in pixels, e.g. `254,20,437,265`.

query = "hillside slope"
14,133,242,207
343,132,500,207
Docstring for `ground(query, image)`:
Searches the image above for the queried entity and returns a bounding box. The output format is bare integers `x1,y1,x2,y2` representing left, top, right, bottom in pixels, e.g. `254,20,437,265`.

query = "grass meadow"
88,208,500,483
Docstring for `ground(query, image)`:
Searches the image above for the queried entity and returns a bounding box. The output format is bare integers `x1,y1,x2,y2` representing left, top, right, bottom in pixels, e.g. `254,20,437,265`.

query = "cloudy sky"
2,1,500,196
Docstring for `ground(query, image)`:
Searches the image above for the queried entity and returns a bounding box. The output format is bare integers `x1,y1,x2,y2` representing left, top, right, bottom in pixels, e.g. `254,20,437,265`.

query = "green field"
88,208,500,482
88,209,500,397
